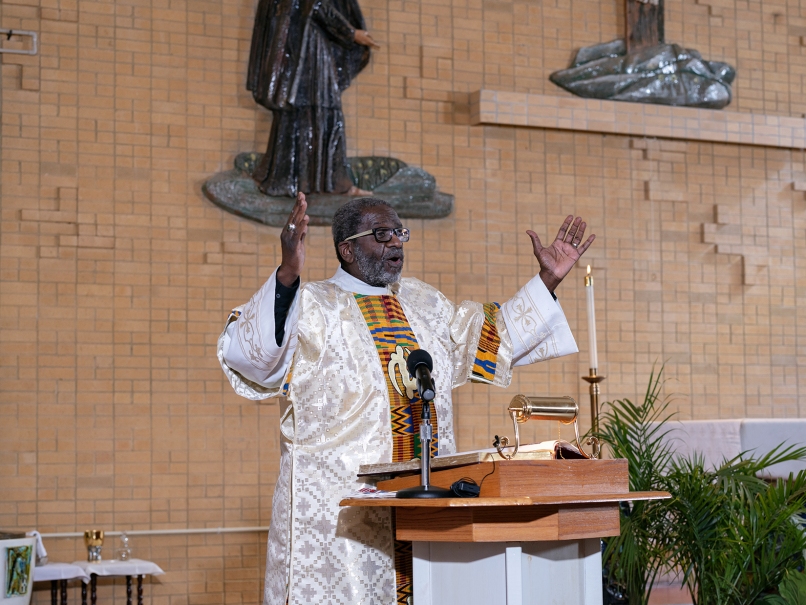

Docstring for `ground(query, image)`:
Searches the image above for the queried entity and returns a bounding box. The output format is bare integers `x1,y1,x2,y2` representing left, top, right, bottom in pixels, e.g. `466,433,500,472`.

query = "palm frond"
599,364,676,605
599,364,806,605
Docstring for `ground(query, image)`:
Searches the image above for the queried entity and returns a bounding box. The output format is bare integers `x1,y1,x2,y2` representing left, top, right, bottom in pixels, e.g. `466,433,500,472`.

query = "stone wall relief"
550,0,736,110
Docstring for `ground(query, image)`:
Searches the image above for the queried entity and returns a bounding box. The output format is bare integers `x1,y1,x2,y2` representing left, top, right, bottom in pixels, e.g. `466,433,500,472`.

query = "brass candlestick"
581,368,605,434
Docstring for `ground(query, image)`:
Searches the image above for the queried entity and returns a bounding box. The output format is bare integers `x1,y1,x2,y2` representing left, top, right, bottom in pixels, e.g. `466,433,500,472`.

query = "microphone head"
406,349,433,375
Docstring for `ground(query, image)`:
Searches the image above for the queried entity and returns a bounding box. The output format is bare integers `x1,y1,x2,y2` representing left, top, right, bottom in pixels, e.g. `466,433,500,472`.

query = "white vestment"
218,268,578,605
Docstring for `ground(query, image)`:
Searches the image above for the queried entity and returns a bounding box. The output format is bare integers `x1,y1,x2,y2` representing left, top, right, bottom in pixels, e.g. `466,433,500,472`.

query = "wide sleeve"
500,274,578,367
449,275,578,389
310,0,356,48
448,299,513,389
217,268,300,400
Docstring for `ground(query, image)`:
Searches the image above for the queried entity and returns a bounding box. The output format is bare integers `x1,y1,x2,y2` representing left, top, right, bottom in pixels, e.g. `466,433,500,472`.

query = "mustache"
382,248,404,261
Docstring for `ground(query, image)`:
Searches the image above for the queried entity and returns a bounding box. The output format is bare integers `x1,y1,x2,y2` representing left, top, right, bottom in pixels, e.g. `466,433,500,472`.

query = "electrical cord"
449,461,497,498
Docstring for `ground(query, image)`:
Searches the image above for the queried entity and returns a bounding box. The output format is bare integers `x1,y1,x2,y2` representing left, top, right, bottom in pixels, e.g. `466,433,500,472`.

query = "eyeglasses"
343,227,410,243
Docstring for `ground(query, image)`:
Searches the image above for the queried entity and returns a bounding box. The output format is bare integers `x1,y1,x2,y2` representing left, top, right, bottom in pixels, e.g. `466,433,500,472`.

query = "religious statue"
246,0,378,197
202,0,455,225
550,0,736,109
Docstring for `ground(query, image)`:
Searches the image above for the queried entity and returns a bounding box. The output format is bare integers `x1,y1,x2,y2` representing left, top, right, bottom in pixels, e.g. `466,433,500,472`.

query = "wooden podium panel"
393,504,619,542
376,458,629,497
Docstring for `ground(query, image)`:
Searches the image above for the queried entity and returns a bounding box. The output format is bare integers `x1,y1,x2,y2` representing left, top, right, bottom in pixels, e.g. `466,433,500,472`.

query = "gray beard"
354,246,403,287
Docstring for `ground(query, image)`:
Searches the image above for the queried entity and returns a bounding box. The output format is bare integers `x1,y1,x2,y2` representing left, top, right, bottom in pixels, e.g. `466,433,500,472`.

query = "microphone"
407,349,436,402
397,349,452,498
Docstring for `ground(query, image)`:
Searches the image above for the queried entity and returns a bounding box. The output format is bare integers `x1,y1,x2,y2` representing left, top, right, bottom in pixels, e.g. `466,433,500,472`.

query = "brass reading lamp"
493,395,600,460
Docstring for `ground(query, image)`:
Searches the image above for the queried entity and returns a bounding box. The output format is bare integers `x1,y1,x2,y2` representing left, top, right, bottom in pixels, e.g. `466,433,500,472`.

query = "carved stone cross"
626,0,664,50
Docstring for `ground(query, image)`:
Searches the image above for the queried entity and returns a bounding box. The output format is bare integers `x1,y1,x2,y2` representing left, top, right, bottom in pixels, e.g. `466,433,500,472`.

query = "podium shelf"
339,491,669,508
340,492,670,542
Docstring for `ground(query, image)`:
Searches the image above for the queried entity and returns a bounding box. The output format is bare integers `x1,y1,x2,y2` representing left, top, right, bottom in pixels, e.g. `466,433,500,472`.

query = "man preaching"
218,193,595,605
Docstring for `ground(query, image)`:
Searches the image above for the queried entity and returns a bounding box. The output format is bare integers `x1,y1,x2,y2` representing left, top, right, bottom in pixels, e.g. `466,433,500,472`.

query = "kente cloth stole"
354,294,439,460
354,293,438,605
471,302,502,384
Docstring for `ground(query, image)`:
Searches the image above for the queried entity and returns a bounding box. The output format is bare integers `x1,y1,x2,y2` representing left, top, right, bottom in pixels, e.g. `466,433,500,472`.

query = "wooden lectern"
341,459,669,605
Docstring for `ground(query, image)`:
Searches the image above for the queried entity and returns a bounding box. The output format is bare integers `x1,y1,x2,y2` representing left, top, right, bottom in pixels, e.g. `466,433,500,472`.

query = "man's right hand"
277,192,309,287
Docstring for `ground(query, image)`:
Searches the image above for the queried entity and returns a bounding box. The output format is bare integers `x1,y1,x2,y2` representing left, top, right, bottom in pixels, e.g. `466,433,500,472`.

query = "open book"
357,440,587,478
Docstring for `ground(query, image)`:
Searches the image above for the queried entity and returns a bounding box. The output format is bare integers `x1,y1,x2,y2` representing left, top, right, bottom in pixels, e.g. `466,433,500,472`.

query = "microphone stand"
396,395,452,499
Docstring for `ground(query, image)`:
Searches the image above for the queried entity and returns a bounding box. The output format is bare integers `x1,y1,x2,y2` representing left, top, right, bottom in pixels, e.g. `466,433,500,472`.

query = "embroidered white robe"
218,268,578,605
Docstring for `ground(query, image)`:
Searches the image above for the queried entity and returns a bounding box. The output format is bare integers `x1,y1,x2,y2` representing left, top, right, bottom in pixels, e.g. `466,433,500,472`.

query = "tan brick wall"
2,0,806,602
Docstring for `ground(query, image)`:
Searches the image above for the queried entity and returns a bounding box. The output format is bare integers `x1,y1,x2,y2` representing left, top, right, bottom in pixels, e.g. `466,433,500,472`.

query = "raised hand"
277,192,309,287
528,215,595,293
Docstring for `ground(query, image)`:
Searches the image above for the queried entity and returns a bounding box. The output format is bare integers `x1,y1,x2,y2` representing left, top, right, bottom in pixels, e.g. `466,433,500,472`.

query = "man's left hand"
528,216,595,293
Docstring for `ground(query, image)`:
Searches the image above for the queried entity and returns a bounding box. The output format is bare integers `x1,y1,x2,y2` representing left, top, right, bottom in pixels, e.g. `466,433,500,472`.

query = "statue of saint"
247,0,378,197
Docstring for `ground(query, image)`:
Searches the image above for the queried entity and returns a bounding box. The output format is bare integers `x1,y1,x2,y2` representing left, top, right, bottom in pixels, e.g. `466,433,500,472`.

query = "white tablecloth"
34,563,90,583
72,559,164,582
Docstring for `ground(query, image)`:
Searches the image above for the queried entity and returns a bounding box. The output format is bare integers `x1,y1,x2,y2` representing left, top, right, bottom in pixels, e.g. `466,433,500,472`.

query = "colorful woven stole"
470,302,502,384
354,294,439,460
354,293,438,605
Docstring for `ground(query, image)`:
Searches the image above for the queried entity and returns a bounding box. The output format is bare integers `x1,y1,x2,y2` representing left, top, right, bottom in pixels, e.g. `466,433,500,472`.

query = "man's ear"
337,241,354,264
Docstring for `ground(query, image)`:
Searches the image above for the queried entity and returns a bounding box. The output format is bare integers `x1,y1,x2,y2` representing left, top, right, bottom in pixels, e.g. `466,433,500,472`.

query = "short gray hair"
331,197,393,263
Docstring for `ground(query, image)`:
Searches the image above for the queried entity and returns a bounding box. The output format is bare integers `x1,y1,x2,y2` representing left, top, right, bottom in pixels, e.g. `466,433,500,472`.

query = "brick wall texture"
2,0,806,602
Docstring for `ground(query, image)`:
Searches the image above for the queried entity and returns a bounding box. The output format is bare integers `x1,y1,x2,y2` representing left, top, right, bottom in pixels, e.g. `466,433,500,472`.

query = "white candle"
585,265,598,371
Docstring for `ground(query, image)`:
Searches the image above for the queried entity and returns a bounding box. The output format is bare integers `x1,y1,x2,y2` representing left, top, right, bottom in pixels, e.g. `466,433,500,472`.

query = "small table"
34,563,91,605
72,559,164,605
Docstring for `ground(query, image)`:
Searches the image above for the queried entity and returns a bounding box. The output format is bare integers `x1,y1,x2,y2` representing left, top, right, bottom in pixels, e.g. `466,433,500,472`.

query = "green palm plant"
598,366,806,605
664,454,806,605
598,366,675,605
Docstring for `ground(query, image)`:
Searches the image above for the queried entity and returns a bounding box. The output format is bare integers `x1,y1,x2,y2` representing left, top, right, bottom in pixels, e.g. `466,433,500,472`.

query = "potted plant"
598,366,806,605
